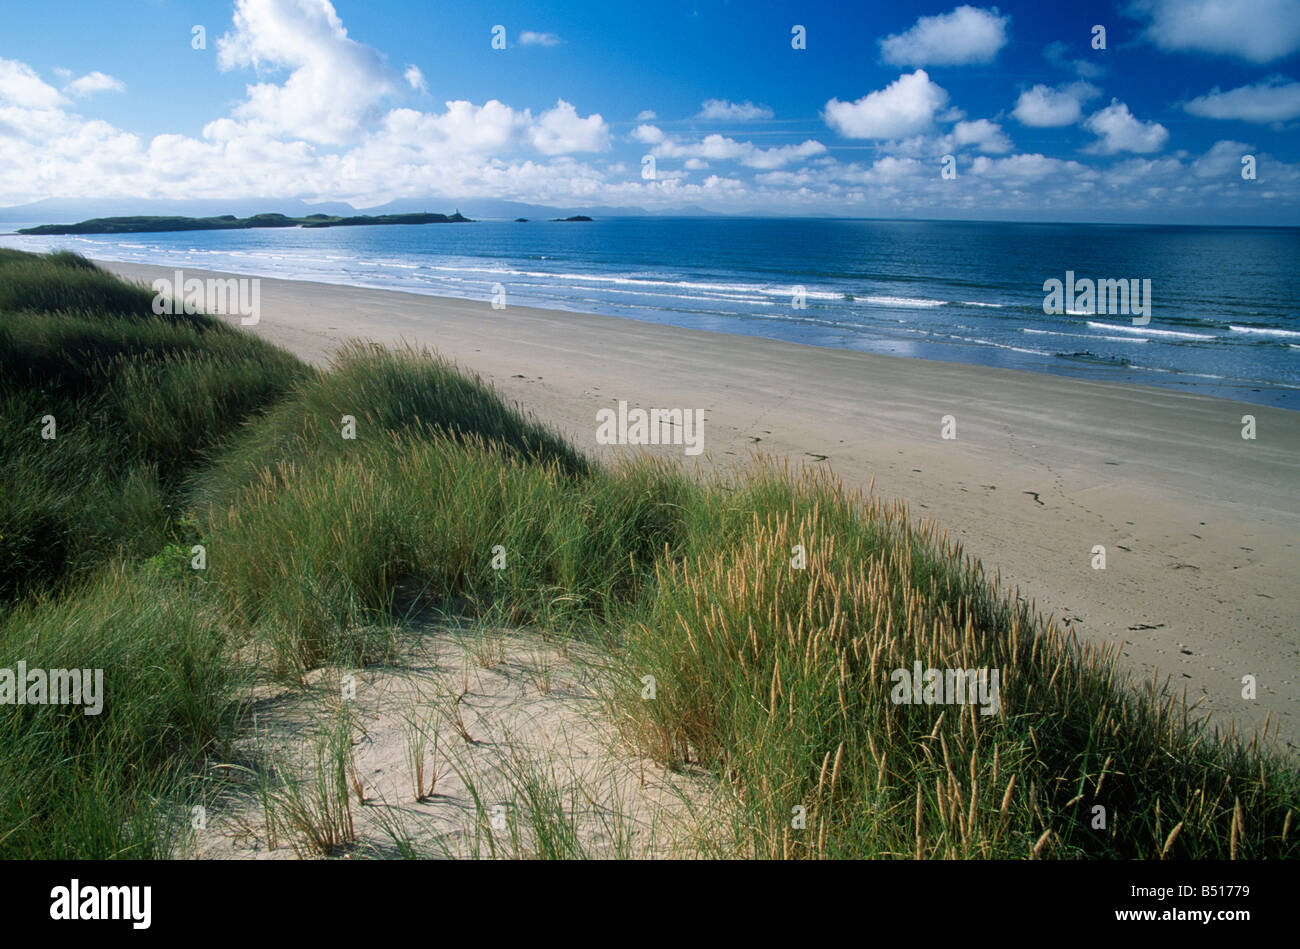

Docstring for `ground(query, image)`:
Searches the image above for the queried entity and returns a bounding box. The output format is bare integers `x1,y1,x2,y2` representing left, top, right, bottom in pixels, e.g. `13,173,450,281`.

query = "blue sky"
2,0,1299,221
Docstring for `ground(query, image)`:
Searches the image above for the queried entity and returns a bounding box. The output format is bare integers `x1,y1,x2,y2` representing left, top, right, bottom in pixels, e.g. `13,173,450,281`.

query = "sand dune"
102,260,1300,753
188,619,710,859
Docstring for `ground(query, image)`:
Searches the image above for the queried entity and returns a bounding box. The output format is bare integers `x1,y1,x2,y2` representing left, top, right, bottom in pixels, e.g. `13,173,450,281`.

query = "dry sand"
103,261,1300,754
186,619,713,859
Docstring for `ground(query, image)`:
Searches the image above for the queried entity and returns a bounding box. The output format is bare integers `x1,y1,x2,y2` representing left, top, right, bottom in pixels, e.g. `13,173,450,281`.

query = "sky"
1,0,1299,222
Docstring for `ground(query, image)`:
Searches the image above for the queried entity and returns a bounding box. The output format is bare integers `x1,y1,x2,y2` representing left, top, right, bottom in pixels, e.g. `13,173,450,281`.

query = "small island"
551,215,593,222
19,211,472,236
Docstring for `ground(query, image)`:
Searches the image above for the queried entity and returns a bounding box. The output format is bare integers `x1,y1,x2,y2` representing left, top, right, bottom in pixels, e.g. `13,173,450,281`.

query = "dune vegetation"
0,249,1295,859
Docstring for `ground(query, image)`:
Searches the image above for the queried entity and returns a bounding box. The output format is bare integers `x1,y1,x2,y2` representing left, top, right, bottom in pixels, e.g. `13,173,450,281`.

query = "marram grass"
605,466,1297,858
0,250,1295,859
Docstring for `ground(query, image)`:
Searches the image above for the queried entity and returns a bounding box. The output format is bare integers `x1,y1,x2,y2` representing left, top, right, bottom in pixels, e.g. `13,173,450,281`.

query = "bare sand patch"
181,618,717,859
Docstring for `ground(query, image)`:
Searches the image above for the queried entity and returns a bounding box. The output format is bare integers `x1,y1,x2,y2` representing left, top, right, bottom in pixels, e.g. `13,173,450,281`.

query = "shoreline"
101,259,1300,752
4,232,1293,410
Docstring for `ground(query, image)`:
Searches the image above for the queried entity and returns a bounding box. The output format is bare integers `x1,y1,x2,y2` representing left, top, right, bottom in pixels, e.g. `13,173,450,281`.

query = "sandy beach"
101,260,1300,753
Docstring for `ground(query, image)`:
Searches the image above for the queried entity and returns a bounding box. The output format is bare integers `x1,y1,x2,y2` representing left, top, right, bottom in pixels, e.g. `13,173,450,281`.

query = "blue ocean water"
4,217,1298,408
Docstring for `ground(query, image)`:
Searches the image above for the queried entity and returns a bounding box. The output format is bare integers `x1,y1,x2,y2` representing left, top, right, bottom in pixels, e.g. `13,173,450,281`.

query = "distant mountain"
19,211,471,236
352,197,721,220
0,195,724,227
0,197,360,224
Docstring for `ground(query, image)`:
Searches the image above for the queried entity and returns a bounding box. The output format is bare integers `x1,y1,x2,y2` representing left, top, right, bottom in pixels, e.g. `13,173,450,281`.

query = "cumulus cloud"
196,0,610,165
650,133,826,170
1129,0,1300,63
0,58,66,108
1013,82,1100,127
866,118,1012,160
519,31,562,47
217,0,397,145
631,123,665,145
824,70,949,139
375,100,530,155
0,1,1294,219
64,71,125,97
528,99,610,154
1185,78,1300,123
697,99,773,121
1083,100,1170,154
0,81,1293,218
952,118,1013,153
1190,139,1255,178
880,6,1009,67
969,152,1091,182
635,109,657,121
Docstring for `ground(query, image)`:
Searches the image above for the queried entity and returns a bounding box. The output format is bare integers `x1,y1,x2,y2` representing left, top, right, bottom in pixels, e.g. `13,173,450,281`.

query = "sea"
3,217,1298,409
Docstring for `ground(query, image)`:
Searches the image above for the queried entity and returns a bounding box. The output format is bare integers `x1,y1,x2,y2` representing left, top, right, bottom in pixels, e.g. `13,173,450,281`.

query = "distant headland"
18,211,472,235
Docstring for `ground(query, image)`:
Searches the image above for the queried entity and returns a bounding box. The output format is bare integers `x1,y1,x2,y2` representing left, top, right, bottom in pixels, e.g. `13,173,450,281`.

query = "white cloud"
824,70,949,139
869,156,928,181
741,140,827,170
1185,78,1300,123
697,99,774,121
0,0,1294,219
1083,100,1170,154
1013,82,1100,127
1130,0,1300,63
953,119,1013,153
631,124,664,144
969,152,1092,182
64,71,125,97
1190,139,1255,178
519,31,562,47
217,0,397,145
529,99,610,154
635,109,657,121
202,0,608,163
404,65,427,93
0,58,66,108
650,132,826,169
376,100,530,155
869,119,1012,160
0,85,1294,218
880,6,1009,67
